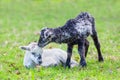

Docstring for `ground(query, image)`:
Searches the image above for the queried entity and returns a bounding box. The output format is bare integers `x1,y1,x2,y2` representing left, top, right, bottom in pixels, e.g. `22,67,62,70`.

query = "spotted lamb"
37,12,104,68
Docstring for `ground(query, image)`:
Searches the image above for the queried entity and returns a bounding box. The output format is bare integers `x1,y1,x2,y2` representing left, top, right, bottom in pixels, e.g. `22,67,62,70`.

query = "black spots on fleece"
64,19,77,28
62,19,78,35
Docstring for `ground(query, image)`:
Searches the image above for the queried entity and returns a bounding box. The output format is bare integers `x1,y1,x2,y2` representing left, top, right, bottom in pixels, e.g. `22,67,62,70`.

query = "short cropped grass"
0,0,120,80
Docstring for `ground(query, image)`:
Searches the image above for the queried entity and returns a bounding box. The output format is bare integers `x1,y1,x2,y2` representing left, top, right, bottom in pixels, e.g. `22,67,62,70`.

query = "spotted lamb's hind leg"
91,31,104,62
90,17,104,62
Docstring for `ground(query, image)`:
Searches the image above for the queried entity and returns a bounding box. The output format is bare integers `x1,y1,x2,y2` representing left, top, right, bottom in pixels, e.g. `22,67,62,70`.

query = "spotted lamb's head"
20,42,43,68
38,28,55,47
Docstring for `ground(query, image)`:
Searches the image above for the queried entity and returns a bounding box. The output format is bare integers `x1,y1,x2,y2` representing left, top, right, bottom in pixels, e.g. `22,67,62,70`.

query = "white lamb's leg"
70,59,79,68
53,48,78,68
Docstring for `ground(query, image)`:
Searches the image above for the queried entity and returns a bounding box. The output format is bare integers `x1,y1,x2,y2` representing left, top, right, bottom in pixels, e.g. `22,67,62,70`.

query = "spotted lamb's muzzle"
38,38,49,48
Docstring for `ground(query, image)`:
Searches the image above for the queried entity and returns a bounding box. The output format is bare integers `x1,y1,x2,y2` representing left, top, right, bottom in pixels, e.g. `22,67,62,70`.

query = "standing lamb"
20,42,78,69
37,12,104,68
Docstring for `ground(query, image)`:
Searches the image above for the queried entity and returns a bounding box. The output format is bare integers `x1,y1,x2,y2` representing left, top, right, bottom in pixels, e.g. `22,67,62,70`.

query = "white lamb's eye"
32,52,35,55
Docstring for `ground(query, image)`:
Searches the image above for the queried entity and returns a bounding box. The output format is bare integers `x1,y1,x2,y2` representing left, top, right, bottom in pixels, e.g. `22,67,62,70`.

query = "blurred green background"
0,0,120,80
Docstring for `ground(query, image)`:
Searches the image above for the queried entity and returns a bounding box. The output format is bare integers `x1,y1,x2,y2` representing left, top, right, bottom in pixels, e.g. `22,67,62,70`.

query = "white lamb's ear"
20,46,30,51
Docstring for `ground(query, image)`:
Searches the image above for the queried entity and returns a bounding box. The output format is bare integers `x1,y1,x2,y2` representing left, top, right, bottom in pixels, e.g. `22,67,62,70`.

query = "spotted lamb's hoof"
99,57,104,62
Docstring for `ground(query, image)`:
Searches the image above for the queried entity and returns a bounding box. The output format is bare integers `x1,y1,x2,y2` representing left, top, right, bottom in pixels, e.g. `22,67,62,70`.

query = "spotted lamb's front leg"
78,39,87,67
65,43,74,68
85,39,89,57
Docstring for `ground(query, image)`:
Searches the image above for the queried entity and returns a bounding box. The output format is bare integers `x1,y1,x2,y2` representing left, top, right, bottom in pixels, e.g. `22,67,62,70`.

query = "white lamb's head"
20,42,43,69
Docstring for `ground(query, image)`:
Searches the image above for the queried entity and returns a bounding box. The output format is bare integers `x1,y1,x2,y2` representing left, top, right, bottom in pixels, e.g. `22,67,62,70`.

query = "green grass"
0,0,120,80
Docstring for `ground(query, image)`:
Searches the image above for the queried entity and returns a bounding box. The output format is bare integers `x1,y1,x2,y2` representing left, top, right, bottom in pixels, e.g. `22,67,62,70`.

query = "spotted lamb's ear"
47,30,54,36
39,31,41,35
20,46,30,51
40,27,48,35
41,27,49,31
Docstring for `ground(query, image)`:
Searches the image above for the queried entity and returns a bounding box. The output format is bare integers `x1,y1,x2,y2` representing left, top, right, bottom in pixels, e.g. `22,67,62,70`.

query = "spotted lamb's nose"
38,43,44,48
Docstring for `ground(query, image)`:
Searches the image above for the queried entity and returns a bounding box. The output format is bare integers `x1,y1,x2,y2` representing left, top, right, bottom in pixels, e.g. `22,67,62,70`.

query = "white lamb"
20,42,78,68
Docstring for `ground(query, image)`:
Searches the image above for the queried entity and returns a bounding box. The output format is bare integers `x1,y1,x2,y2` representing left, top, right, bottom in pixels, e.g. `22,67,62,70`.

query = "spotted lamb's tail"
76,12,95,24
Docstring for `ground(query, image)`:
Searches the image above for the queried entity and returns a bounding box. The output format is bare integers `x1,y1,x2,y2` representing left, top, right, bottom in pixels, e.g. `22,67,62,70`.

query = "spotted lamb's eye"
48,35,51,38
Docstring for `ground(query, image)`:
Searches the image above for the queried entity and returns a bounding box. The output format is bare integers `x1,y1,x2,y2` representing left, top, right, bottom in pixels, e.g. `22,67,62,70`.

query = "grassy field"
0,0,120,80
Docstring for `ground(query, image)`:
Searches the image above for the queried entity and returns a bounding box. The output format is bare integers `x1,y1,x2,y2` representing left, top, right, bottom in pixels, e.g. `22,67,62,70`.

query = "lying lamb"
20,42,78,68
